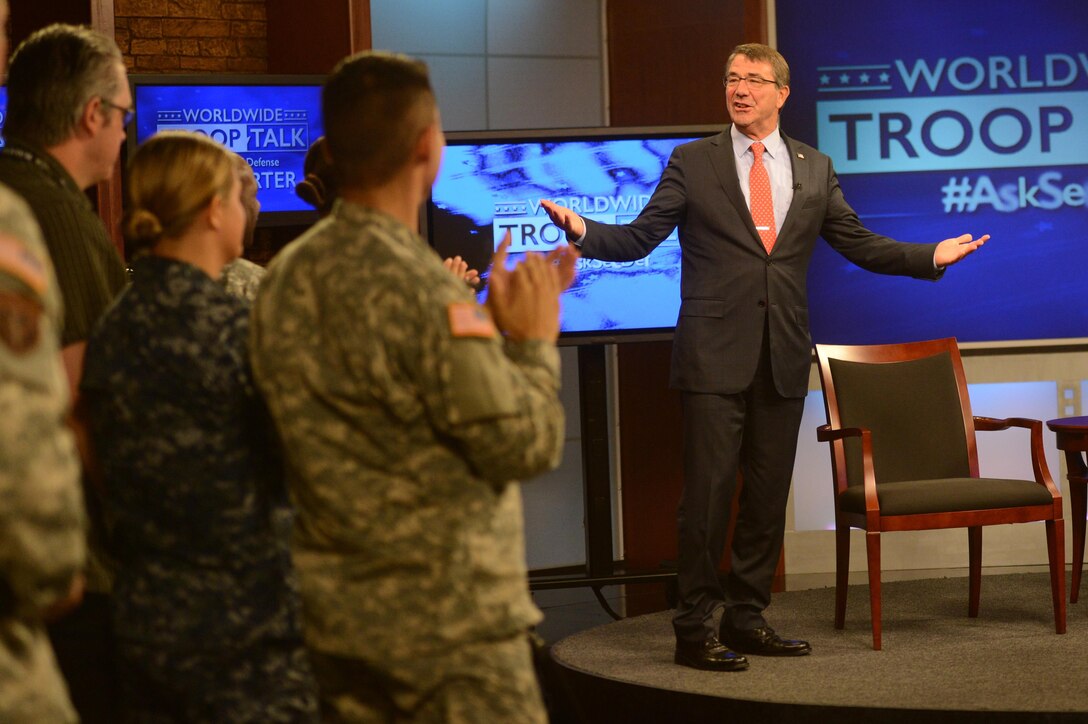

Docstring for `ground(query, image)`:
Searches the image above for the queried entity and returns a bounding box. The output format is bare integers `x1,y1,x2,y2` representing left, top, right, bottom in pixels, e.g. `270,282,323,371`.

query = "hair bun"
124,207,164,249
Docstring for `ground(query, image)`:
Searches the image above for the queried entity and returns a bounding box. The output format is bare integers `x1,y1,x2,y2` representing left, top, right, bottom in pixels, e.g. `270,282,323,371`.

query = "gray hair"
726,43,791,88
5,24,125,148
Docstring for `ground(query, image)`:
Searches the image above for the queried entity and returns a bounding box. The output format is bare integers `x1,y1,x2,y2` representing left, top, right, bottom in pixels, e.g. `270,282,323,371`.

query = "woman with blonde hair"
80,131,317,722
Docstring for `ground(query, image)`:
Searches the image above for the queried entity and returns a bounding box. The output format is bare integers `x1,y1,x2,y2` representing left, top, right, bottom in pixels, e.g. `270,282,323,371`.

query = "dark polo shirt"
0,139,127,345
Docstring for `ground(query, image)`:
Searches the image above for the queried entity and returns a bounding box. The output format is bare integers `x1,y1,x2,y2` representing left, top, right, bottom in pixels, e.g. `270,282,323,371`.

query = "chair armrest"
973,416,1061,501
817,424,868,442
816,425,881,518
974,416,1037,432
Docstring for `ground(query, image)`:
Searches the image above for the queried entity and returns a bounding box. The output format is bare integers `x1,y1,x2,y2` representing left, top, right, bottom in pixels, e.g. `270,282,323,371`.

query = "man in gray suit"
541,43,986,671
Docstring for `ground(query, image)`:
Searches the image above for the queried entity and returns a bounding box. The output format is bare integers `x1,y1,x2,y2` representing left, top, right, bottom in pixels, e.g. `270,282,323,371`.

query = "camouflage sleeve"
0,211,86,620
221,257,267,302
413,290,565,485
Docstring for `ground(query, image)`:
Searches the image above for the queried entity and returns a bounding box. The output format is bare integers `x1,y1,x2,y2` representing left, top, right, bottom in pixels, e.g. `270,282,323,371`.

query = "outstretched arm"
934,233,989,267
539,199,586,242
538,142,689,261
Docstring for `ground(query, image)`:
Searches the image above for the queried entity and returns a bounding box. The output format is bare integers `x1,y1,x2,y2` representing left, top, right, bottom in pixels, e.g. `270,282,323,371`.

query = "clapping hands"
485,231,579,342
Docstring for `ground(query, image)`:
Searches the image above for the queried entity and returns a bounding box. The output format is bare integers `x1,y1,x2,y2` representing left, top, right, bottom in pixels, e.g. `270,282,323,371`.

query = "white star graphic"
859,72,871,84
820,74,831,85
839,73,850,84
879,72,890,83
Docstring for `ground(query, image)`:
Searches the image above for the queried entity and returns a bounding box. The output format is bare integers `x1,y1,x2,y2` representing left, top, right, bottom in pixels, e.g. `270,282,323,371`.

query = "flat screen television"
0,86,7,148
130,74,325,226
425,126,720,344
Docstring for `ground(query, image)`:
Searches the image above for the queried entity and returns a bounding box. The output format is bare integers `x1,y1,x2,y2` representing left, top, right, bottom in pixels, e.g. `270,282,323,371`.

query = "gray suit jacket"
581,127,942,399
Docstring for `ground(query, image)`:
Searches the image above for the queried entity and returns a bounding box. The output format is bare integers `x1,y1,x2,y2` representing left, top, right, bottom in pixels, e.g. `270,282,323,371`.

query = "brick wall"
116,0,268,73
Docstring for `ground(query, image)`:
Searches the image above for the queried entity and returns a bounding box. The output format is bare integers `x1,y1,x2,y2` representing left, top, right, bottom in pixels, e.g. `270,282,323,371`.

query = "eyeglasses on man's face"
100,97,135,126
723,74,777,89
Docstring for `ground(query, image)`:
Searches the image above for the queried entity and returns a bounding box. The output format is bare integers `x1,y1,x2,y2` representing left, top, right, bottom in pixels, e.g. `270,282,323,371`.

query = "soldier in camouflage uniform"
251,52,577,723
221,153,267,302
80,132,318,722
0,184,87,724
0,3,87,716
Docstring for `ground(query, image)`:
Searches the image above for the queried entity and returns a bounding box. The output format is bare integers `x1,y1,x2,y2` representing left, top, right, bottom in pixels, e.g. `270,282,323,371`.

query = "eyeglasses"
723,74,778,89
100,97,135,126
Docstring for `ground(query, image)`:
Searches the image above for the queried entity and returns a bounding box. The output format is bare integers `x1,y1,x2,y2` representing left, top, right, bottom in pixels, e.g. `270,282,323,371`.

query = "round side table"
1047,416,1088,602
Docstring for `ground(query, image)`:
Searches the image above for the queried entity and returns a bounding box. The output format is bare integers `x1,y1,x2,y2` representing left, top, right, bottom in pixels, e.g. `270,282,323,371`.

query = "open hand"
442,255,481,288
934,233,989,267
539,199,586,242
546,243,580,291
486,230,574,342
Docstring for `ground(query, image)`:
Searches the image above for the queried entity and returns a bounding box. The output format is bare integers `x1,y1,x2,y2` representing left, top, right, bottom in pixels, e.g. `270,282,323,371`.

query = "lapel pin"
797,153,805,159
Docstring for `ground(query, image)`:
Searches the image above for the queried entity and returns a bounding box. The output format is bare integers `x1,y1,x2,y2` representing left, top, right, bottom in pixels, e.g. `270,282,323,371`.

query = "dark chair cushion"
838,477,1055,516
830,353,971,486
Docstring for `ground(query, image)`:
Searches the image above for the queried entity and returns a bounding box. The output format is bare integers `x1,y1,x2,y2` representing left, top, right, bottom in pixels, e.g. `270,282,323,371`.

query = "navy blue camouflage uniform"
81,255,317,723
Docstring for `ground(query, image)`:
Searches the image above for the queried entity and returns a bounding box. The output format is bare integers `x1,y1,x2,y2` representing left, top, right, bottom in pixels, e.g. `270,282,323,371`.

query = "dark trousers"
48,591,119,724
672,337,805,644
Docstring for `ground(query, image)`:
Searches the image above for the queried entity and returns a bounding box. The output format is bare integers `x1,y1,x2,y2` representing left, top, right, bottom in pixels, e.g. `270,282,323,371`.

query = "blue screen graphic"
134,84,323,214
0,87,7,148
777,0,1088,345
429,135,708,336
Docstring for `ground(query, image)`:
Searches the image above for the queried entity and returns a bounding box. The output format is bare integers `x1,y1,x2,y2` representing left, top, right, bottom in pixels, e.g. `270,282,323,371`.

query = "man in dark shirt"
0,23,130,722
0,24,129,347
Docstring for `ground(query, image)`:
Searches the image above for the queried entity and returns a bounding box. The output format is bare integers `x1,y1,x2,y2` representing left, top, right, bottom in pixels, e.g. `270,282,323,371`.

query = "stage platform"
548,572,1088,723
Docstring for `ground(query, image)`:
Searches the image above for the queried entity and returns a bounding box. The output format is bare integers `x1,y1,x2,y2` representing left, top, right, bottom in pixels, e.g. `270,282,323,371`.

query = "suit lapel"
708,127,766,252
779,132,807,244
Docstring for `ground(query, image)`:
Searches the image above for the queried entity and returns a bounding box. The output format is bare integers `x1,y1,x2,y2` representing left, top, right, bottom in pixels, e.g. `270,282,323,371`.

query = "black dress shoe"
720,626,811,657
674,635,749,671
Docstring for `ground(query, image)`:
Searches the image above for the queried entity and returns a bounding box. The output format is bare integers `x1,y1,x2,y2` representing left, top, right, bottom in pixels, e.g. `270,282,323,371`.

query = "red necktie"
749,142,776,254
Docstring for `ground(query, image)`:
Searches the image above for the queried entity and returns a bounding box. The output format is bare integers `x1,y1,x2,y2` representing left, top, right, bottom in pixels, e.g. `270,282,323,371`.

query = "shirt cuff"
570,219,587,248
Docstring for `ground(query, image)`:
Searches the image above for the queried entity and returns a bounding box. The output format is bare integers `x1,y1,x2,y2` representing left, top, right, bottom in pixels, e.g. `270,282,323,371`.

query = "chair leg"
865,531,881,650
968,526,982,618
835,525,850,630
1070,480,1086,604
1046,518,1067,634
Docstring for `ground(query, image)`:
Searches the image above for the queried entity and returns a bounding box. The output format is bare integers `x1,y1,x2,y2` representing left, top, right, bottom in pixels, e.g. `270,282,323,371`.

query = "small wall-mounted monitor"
0,87,7,148
425,126,720,344
130,74,325,226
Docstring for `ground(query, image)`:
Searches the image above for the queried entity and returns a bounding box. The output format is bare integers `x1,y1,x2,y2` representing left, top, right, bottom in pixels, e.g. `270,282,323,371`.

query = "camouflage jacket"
81,256,304,652
250,201,564,661
221,257,266,302
0,185,84,723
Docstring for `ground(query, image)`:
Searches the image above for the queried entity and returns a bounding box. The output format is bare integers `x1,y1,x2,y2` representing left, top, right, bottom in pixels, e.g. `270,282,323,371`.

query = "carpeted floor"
551,572,1088,714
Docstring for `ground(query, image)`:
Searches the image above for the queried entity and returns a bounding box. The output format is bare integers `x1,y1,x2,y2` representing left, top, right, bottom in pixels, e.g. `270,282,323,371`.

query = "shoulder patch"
0,291,42,354
447,302,497,339
0,232,47,296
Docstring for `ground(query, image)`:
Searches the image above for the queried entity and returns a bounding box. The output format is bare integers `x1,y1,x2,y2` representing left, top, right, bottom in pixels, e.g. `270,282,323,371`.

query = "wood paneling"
616,340,684,573
266,0,370,75
8,0,91,48
606,0,766,127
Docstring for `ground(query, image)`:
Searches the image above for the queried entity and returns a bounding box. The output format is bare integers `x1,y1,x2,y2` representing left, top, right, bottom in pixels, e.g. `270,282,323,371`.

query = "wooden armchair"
814,337,1065,650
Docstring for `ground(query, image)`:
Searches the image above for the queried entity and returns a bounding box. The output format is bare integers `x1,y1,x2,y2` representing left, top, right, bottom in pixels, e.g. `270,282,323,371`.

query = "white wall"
370,0,604,132
371,0,606,569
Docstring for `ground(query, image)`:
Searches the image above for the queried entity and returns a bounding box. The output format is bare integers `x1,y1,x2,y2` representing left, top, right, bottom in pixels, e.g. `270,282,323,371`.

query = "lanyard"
1,145,76,194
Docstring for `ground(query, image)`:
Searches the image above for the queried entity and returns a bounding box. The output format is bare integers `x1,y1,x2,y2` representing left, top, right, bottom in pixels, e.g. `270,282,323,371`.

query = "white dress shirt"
730,124,794,236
